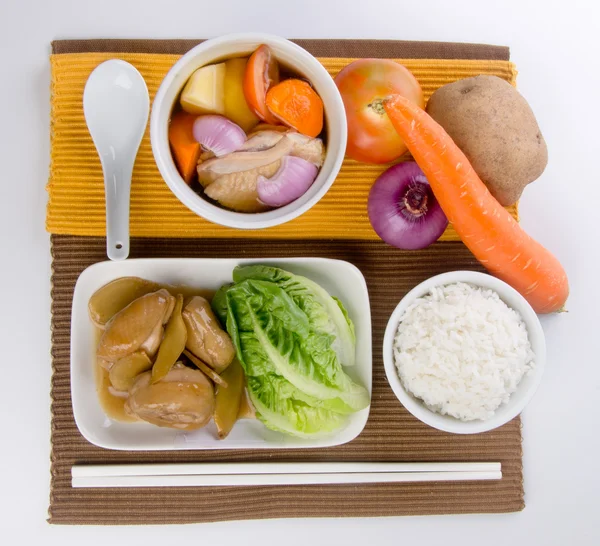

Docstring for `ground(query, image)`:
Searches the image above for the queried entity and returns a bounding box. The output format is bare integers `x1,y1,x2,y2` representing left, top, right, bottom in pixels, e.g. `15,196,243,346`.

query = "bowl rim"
150,32,347,230
382,270,546,434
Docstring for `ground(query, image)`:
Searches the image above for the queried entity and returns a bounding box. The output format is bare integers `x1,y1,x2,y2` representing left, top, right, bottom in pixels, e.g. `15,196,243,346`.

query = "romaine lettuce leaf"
211,283,231,326
247,375,347,438
237,326,356,415
232,265,356,367
225,279,369,411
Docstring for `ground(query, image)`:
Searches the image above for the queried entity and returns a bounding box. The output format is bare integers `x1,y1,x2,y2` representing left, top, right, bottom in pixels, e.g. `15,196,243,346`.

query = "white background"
0,0,598,543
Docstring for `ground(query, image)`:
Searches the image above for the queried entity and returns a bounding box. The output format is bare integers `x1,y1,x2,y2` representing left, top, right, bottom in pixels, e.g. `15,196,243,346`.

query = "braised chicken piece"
96,289,175,363
125,364,214,430
91,279,245,436
182,296,235,373
88,276,161,328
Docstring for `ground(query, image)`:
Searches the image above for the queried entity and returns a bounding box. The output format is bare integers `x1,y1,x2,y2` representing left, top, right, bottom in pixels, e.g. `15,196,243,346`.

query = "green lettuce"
225,279,368,411
232,265,356,367
235,317,357,415
211,283,231,325
247,375,347,437
212,266,369,438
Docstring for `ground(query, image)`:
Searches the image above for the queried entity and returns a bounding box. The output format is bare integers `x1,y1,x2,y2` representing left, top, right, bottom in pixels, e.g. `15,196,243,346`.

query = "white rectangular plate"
71,258,372,451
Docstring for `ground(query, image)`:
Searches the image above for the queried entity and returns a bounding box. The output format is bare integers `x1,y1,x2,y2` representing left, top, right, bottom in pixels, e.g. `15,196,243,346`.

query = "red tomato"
334,59,424,164
243,45,280,125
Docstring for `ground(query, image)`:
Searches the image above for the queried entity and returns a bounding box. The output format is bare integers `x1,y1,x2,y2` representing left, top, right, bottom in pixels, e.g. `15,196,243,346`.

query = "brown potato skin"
426,75,548,206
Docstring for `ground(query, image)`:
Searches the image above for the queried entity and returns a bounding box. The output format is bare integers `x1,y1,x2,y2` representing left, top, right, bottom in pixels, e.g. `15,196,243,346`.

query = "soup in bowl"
150,33,347,230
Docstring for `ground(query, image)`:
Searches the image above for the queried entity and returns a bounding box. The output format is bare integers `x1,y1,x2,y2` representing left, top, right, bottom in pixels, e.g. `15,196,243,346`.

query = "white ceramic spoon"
83,60,149,261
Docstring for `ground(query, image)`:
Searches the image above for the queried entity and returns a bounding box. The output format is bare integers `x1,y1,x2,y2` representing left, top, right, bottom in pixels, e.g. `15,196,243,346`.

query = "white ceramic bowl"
71,258,371,450
383,271,546,434
150,33,347,229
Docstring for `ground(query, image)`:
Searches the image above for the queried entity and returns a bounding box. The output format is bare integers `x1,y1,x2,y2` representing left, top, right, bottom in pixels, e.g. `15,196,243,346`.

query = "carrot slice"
265,79,324,138
243,45,280,125
384,94,569,314
168,110,201,184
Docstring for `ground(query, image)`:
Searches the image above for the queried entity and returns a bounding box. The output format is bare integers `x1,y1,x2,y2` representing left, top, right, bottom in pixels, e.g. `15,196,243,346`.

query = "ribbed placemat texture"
47,48,518,239
49,235,524,524
48,39,523,525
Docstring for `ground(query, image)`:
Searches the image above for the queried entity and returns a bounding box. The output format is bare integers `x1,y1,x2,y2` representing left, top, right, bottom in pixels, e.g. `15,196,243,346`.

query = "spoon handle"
102,158,132,261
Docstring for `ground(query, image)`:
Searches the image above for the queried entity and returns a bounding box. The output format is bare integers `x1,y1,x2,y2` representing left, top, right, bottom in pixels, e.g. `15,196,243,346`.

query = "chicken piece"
182,296,236,372
139,318,165,359
238,130,286,152
197,136,293,187
97,289,175,362
197,131,325,189
125,364,214,430
204,160,280,212
88,277,161,328
240,131,325,167
287,132,325,167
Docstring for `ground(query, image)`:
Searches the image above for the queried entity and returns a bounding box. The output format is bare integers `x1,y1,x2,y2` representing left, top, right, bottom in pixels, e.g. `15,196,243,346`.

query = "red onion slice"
257,156,318,207
367,162,448,250
192,115,246,157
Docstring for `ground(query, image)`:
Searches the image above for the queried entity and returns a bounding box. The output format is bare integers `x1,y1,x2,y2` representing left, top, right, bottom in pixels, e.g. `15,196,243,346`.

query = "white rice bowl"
393,282,535,422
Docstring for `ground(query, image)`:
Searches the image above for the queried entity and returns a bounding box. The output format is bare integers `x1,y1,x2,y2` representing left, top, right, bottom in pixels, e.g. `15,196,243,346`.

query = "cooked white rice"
393,282,535,421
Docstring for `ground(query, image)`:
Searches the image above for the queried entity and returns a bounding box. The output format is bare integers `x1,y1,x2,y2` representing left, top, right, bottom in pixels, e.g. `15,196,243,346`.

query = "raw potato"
180,63,226,115
425,75,548,206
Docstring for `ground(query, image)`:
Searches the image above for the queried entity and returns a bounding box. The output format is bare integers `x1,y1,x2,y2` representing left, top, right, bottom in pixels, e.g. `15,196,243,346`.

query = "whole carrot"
384,94,568,313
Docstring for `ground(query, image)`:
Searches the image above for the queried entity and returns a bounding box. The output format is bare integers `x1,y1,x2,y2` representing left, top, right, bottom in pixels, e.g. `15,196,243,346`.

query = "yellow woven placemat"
47,53,518,239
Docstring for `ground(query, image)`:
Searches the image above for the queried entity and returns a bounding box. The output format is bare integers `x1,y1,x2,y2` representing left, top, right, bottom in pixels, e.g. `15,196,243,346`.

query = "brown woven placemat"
48,39,523,524
52,38,510,59
50,236,523,524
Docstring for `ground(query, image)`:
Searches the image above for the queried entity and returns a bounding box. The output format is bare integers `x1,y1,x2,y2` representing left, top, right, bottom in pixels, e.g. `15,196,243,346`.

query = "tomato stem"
367,97,386,116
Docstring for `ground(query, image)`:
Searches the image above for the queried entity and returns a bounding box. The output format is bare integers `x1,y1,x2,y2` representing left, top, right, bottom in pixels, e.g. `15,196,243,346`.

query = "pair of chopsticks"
72,462,501,488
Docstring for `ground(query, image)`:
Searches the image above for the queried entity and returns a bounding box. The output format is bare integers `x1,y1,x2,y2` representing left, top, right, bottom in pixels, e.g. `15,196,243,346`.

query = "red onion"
368,162,448,250
257,156,318,207
192,115,246,157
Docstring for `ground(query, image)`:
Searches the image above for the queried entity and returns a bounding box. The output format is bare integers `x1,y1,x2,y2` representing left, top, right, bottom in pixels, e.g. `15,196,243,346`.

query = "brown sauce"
94,286,256,424
95,360,137,423
167,285,214,301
